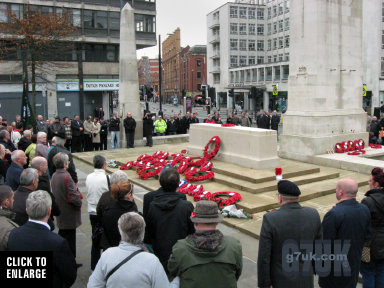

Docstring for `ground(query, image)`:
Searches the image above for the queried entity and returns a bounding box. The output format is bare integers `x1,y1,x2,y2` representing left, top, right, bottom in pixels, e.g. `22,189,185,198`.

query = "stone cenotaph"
279,0,368,161
118,3,143,147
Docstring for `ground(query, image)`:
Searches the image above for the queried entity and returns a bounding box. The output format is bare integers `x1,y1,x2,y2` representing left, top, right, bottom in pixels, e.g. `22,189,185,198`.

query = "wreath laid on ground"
334,139,365,155
184,171,215,182
203,136,221,160
221,124,235,127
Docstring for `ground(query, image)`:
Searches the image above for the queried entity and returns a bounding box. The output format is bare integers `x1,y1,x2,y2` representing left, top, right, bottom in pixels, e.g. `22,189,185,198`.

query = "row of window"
267,36,290,50
229,53,289,68
230,23,265,36
230,6,265,20
230,65,290,83
267,18,290,34
267,1,290,19
230,39,265,51
0,3,155,33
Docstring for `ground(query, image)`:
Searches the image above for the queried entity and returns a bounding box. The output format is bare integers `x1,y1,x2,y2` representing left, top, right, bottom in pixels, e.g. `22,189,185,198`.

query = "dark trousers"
72,136,81,153
90,215,101,270
65,139,72,152
146,134,153,147
100,135,107,150
58,229,76,258
126,131,135,148
84,134,92,151
93,143,100,151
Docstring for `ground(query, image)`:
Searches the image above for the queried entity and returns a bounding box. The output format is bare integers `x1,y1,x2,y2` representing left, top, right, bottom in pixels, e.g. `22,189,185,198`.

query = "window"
285,35,290,48
267,67,272,80
283,65,289,79
11,4,23,20
257,24,264,36
279,37,284,48
0,3,9,23
239,7,247,19
272,55,277,63
279,3,284,15
84,10,95,28
253,69,257,81
249,40,256,51
267,7,271,19
274,66,281,80
259,68,265,81
109,12,120,30
145,16,156,32
285,18,290,31
230,39,238,51
249,24,256,35
268,56,272,63
257,8,264,20
230,72,235,83
239,23,247,35
240,39,247,51
230,55,238,67
197,59,201,67
246,69,251,81
230,23,238,35
273,6,277,17
135,14,144,31
230,6,238,18
257,56,264,64
273,22,277,34
273,38,277,50
249,8,256,19
285,0,290,13
41,6,53,16
285,53,290,61
267,39,272,51
249,56,255,65
279,20,284,32
96,11,107,29
240,56,247,66
72,9,81,27
279,54,284,62
257,40,264,51
197,71,201,79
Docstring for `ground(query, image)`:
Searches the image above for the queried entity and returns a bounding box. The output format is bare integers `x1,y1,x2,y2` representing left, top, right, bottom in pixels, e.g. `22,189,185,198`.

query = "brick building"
138,56,159,95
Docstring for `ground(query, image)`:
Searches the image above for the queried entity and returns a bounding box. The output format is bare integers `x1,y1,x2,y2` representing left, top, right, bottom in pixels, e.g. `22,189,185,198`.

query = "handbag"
105,249,143,282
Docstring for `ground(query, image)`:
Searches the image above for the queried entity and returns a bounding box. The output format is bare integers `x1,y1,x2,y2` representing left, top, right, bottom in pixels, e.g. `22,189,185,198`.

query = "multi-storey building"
208,0,383,115
0,0,156,121
179,45,207,97
138,56,159,94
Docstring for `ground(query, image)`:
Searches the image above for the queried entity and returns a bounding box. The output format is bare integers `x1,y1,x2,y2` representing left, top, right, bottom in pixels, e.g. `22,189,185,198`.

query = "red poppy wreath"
184,171,215,182
203,136,221,160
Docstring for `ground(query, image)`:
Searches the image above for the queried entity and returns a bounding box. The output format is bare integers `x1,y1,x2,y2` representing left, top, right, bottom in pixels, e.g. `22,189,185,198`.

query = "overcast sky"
137,0,229,59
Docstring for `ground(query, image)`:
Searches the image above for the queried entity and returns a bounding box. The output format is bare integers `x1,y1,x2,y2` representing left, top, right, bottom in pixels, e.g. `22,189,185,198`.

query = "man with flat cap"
168,200,243,288
257,180,322,288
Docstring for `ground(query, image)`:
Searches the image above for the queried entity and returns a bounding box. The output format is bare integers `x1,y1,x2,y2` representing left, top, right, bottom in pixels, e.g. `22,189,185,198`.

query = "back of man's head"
337,178,358,197
31,157,47,175
26,190,52,221
110,170,128,185
159,168,180,192
20,168,38,187
93,155,106,169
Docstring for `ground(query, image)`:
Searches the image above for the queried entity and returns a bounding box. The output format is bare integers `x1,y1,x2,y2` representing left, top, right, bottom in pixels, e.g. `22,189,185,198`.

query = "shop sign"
84,80,119,91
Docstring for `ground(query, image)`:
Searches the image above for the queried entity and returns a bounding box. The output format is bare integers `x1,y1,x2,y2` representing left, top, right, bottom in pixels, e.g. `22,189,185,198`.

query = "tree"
0,5,76,117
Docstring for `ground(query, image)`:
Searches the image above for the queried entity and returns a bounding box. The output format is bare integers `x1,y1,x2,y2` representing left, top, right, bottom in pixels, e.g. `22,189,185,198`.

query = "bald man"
319,178,371,288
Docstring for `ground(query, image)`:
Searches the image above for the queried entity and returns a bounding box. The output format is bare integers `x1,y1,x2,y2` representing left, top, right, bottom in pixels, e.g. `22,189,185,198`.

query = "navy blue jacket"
5,162,24,191
8,221,77,287
319,199,370,288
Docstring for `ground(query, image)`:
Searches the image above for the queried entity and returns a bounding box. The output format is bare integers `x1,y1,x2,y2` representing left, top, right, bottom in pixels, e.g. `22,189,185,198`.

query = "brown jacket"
0,209,18,251
51,169,82,230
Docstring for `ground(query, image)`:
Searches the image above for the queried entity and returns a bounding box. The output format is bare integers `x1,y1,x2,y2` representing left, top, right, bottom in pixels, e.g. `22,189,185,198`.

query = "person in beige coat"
83,116,94,152
51,152,82,265
92,117,101,151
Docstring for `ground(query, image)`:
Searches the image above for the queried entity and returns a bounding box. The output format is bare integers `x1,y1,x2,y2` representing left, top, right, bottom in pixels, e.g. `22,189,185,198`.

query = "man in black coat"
8,190,77,287
123,112,136,148
47,132,78,184
71,115,83,153
17,130,32,151
270,110,281,131
143,111,153,147
258,180,322,288
256,109,270,129
109,113,120,149
99,118,108,150
319,178,370,288
145,168,195,273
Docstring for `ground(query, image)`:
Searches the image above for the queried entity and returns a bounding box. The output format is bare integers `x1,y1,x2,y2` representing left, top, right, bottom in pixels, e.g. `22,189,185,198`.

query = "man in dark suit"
256,109,270,129
319,178,370,288
71,115,83,153
258,180,322,288
8,190,77,287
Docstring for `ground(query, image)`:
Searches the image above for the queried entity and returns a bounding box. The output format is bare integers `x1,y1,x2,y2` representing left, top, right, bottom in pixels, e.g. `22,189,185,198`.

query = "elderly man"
270,110,281,131
86,155,110,270
6,150,27,190
319,179,371,288
35,131,48,157
17,129,32,151
11,168,39,226
36,114,48,133
0,130,16,153
71,115,83,153
31,156,60,231
8,190,77,287
258,180,322,288
124,112,136,148
168,200,243,287
48,131,78,183
88,212,170,288
0,185,18,251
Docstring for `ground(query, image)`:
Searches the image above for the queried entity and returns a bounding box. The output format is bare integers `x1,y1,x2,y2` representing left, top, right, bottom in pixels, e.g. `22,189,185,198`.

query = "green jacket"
0,209,18,251
154,119,167,134
168,234,242,288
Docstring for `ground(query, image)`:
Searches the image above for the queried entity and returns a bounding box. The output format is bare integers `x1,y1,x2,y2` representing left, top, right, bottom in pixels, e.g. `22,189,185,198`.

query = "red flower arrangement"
335,139,366,154
199,161,213,172
184,171,215,182
369,143,382,149
137,166,162,179
188,157,207,167
211,192,242,208
120,161,136,170
203,136,221,160
221,124,235,127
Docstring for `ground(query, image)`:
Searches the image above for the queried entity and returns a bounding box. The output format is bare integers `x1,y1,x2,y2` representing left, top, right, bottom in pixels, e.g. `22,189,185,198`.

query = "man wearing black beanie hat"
257,180,322,288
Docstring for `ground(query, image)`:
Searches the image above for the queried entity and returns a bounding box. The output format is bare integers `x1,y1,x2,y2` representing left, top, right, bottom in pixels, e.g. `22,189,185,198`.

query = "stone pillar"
263,90,269,112
118,3,143,148
280,0,368,160
244,91,249,111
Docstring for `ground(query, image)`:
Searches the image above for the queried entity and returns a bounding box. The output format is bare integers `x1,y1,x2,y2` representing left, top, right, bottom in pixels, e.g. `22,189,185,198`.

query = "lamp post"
158,34,163,115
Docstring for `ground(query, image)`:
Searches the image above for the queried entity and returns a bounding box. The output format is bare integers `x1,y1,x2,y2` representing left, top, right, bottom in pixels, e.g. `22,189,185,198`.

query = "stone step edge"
237,178,368,214
212,166,321,183
214,172,340,194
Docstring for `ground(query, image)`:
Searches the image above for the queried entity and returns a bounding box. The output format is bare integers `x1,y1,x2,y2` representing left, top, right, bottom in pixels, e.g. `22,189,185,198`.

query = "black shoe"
76,263,83,269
